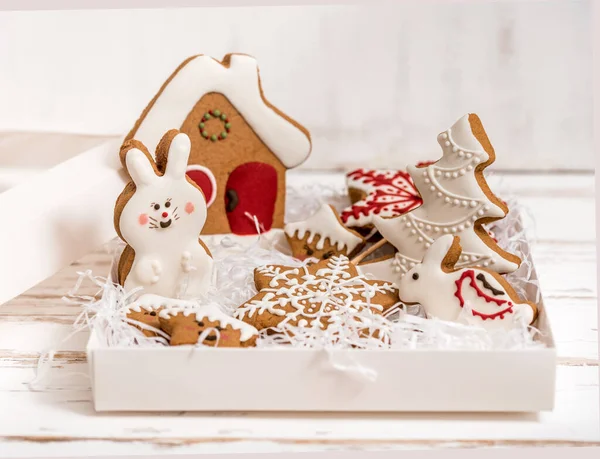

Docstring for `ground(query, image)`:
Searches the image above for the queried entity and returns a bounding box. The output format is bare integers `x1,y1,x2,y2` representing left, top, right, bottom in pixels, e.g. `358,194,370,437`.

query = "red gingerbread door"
225,162,278,235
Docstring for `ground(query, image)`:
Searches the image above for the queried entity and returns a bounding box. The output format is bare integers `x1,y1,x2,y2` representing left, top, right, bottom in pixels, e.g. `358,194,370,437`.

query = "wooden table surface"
0,170,598,457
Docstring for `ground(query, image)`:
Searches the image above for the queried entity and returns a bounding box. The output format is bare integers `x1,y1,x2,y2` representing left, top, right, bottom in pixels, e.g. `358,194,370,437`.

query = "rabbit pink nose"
162,212,168,218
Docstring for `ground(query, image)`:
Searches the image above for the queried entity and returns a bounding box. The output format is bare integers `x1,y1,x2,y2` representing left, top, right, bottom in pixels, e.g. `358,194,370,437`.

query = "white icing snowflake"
234,255,400,331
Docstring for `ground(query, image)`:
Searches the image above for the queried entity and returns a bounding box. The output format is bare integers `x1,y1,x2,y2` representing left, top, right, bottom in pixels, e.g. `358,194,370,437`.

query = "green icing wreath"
198,109,231,142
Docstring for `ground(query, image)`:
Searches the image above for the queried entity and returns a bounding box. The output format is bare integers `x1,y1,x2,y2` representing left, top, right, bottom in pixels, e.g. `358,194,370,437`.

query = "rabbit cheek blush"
185,202,195,214
114,130,214,299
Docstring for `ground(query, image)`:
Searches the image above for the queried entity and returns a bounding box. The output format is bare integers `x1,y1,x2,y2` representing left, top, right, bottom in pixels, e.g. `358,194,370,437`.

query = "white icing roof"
131,54,312,169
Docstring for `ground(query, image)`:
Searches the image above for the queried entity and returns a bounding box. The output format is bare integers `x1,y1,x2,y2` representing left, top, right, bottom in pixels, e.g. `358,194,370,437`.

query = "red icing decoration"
225,162,278,235
453,270,514,320
416,160,436,168
341,168,425,225
186,168,216,206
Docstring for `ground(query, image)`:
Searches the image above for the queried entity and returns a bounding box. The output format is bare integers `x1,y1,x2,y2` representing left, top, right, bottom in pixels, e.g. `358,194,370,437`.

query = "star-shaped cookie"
233,255,401,333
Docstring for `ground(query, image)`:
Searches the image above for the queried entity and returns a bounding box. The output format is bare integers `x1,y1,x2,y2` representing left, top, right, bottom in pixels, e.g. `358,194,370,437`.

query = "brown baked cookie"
362,113,521,282
124,307,163,337
398,235,537,331
124,53,312,236
340,168,424,232
114,130,213,300
159,311,258,347
284,204,365,261
234,255,400,333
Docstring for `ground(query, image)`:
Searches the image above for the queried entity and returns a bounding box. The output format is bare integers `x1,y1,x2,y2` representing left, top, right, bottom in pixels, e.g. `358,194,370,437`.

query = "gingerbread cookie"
123,294,258,347
160,310,258,347
123,306,163,337
284,204,365,261
340,168,423,230
234,255,400,333
362,114,521,281
115,130,214,299
125,53,312,236
398,235,537,330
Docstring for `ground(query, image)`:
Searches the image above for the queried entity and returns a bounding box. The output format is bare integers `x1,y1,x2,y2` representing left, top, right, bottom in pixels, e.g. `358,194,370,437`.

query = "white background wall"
0,1,593,171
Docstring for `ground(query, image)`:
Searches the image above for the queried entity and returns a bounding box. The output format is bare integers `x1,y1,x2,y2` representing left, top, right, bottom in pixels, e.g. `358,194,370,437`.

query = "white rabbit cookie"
115,130,214,299
398,235,537,331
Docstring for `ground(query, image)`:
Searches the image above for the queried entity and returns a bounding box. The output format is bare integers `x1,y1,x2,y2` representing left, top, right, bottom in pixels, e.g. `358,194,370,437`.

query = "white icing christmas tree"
361,114,520,282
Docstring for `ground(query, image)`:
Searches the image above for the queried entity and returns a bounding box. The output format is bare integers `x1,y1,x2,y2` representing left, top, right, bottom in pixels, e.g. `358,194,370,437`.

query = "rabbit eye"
153,203,160,210
165,201,171,208
412,272,419,280
323,251,334,259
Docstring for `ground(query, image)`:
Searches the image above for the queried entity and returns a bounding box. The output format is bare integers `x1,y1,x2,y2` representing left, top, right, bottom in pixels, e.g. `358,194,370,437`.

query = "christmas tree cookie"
360,114,520,282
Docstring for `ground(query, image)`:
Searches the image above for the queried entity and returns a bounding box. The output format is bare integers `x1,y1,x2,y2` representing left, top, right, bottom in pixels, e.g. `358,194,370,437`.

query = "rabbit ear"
422,235,457,267
164,133,191,179
125,148,157,187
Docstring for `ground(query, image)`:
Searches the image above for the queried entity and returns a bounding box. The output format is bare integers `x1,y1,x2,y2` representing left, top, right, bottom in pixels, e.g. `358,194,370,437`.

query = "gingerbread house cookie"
284,203,365,261
126,54,312,236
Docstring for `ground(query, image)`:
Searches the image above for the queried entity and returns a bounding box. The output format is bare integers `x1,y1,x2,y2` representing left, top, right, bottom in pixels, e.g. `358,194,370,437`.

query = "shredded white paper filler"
57,183,545,353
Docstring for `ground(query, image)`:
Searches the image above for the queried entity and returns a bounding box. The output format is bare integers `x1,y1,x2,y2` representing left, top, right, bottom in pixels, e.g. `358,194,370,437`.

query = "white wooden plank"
544,298,598,361
0,439,343,458
0,322,89,354
533,244,597,298
0,366,596,448
1,438,598,459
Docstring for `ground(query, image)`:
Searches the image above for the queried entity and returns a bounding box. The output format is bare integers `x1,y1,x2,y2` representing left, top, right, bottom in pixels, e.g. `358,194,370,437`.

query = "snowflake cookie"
234,255,401,334
340,168,423,230
284,203,365,261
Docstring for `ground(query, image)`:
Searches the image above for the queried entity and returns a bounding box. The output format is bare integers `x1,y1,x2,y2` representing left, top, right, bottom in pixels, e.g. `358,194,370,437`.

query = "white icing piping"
121,294,258,342
285,204,363,253
235,255,400,330
133,54,311,169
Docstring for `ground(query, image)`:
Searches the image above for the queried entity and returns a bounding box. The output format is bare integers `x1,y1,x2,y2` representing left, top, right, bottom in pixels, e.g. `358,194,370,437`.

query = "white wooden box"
86,220,557,413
